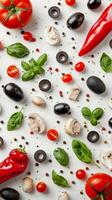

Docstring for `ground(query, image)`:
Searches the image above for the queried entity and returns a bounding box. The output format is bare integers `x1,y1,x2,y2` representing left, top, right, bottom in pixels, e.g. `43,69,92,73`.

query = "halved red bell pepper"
79,3,112,56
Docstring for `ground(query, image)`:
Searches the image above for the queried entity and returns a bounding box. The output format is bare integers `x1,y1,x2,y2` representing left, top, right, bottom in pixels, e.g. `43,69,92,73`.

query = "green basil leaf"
100,53,112,73
72,140,93,164
36,54,47,67
90,117,98,126
7,43,30,58
29,58,37,68
81,107,92,120
21,61,31,71
7,111,24,131
92,108,104,120
22,70,35,81
53,148,69,166
52,170,69,187
32,66,45,74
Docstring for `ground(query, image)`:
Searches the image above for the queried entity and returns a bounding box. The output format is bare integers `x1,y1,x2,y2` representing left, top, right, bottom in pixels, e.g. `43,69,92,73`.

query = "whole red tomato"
85,173,112,200
0,0,32,28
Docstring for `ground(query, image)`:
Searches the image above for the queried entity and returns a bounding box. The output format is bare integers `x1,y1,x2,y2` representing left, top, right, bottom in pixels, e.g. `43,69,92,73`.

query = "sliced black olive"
67,12,84,29
4,83,24,102
56,51,68,64
87,0,101,9
108,118,112,129
34,150,47,163
109,39,112,49
39,79,51,92
54,103,70,115
86,76,106,94
87,131,100,143
0,188,20,200
0,137,4,147
48,6,60,19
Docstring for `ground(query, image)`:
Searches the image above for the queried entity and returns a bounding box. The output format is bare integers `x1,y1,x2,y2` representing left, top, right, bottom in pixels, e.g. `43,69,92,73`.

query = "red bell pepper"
0,148,29,184
79,3,112,56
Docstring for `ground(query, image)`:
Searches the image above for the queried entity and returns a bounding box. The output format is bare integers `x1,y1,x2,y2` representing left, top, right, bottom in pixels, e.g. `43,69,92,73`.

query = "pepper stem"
18,146,26,153
100,194,105,200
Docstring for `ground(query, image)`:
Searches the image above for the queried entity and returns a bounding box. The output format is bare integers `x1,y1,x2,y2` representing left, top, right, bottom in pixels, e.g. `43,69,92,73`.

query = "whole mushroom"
22,177,34,193
58,192,70,200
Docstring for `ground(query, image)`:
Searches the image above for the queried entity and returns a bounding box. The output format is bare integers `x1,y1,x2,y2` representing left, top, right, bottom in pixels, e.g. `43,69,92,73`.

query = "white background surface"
0,0,112,199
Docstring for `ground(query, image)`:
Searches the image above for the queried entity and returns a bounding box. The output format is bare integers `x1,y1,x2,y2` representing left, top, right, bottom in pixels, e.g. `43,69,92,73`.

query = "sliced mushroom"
58,192,70,200
65,118,81,136
28,113,46,134
32,96,46,107
44,26,61,45
100,151,112,171
22,177,34,193
69,88,81,101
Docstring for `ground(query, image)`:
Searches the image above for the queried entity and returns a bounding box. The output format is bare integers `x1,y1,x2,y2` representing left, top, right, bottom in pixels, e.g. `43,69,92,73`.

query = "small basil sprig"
100,53,112,73
21,53,47,81
72,140,99,167
7,110,24,131
7,43,30,58
52,170,69,187
53,148,69,167
81,107,104,126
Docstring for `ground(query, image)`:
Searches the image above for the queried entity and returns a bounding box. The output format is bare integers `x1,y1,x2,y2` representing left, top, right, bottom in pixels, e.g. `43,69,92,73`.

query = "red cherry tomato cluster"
7,65,20,79
65,0,75,6
36,182,47,193
62,74,73,83
47,129,59,141
76,169,86,180
23,32,36,42
75,62,85,72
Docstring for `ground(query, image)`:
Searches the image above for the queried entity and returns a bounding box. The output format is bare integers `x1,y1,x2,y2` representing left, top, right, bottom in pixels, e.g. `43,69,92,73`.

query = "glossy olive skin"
108,118,112,129
67,12,84,29
54,103,70,115
86,76,106,94
87,0,101,9
87,131,100,143
0,188,20,200
4,83,24,102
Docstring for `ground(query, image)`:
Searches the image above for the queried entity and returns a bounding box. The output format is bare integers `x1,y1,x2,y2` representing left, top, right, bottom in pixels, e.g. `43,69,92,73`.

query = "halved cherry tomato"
7,65,20,78
76,169,86,180
65,0,75,6
23,32,33,41
36,182,47,193
47,129,59,141
75,62,85,72
62,74,73,83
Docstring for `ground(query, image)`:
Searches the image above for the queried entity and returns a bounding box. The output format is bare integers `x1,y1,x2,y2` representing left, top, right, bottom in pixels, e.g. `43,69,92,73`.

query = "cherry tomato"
76,169,86,180
65,0,75,6
47,129,59,141
7,65,20,78
62,74,73,83
23,32,33,41
75,62,85,72
36,182,47,193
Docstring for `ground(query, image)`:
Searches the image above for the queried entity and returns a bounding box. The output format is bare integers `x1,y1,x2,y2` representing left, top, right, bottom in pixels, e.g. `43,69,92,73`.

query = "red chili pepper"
79,4,112,56
0,148,29,184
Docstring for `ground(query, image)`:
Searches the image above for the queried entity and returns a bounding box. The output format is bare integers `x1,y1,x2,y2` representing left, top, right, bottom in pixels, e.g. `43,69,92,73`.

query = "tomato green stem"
100,194,105,200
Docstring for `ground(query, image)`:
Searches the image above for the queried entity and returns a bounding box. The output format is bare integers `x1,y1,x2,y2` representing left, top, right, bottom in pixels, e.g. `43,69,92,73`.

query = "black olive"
4,83,24,102
39,79,51,92
87,131,100,143
48,6,60,19
109,39,112,49
0,137,4,147
86,76,106,94
34,150,47,163
87,0,101,9
56,51,68,64
108,118,112,129
67,12,84,29
0,188,20,200
54,103,70,115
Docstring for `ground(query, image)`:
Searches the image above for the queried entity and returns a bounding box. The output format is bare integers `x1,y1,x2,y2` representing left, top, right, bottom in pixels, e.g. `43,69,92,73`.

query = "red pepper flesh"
79,4,112,56
0,148,29,184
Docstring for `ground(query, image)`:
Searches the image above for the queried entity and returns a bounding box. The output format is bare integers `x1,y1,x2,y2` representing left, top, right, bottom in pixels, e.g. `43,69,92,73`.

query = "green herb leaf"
90,118,98,126
53,148,69,167
7,111,24,131
100,53,112,73
72,140,93,164
92,108,104,120
22,70,35,81
36,54,47,67
21,61,31,71
29,58,37,68
7,43,30,58
52,170,69,187
81,107,92,120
